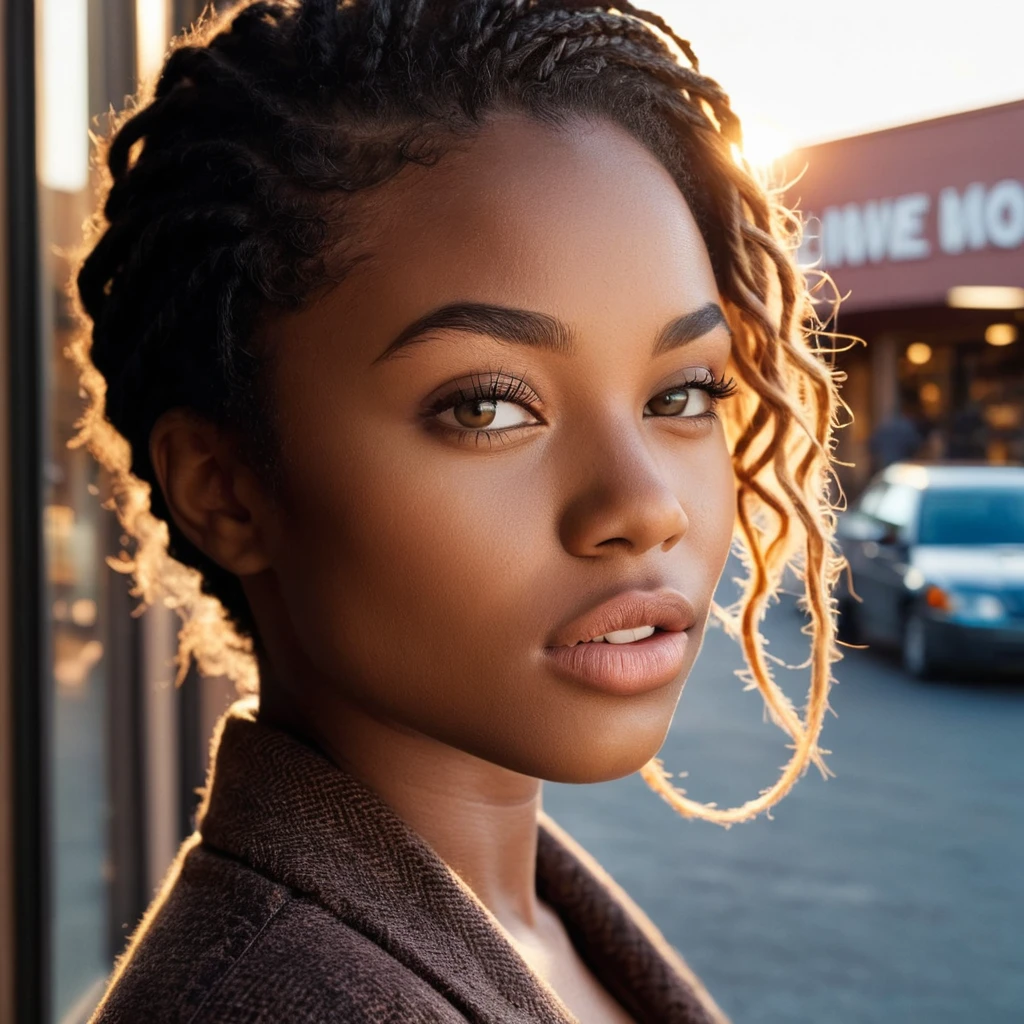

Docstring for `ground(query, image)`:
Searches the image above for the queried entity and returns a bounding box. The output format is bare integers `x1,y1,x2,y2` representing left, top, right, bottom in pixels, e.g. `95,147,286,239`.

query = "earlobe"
148,409,273,577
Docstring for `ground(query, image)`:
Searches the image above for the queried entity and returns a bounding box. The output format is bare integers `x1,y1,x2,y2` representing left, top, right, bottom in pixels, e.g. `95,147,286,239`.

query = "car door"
840,480,889,636
859,483,919,644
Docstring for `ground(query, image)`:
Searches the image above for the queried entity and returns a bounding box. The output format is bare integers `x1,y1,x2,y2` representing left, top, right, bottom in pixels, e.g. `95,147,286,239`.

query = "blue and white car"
835,462,1024,680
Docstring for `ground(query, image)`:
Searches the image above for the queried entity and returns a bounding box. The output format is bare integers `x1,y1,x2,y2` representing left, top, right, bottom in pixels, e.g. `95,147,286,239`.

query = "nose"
557,425,689,558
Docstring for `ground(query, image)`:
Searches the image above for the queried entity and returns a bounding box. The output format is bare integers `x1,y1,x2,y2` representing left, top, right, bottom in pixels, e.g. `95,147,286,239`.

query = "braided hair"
68,0,849,826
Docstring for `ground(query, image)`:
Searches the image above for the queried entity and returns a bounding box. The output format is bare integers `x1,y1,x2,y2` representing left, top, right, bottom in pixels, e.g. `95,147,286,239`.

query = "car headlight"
947,591,1007,623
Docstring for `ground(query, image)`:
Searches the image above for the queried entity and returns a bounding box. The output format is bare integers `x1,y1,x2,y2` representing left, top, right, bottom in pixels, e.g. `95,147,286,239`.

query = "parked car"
834,462,1024,680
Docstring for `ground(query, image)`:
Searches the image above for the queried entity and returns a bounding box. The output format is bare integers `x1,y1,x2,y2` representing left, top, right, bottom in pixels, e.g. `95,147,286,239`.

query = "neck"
256,657,545,930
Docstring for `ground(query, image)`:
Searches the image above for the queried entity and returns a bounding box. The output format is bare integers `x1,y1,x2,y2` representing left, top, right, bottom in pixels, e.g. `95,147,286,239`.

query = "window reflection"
34,0,179,1018
40,168,116,1024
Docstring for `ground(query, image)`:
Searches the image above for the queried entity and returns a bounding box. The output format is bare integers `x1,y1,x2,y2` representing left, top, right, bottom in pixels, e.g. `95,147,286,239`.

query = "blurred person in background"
65,1,846,1021
869,391,924,473
946,400,990,461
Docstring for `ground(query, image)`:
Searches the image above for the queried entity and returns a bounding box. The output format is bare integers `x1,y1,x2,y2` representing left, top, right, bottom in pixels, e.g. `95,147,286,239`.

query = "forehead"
288,111,719,355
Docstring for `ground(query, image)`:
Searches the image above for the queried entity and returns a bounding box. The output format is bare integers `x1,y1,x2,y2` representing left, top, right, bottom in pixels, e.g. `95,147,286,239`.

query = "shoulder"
89,840,465,1024
188,896,467,1024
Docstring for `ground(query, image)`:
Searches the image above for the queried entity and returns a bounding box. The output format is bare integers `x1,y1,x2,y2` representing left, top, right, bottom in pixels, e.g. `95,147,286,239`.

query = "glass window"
874,484,918,531
856,481,887,517
37,0,116,1011
918,488,1024,546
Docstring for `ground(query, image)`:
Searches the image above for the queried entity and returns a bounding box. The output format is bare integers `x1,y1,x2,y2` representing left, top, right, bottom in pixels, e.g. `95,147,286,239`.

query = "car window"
918,488,1024,545
874,484,918,531
857,482,888,517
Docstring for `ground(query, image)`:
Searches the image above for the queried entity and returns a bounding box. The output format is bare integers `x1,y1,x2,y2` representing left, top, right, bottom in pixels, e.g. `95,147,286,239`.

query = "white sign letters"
801,179,1024,268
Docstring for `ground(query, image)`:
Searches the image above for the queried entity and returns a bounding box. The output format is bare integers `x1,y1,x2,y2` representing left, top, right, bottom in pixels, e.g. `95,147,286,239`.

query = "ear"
148,409,273,576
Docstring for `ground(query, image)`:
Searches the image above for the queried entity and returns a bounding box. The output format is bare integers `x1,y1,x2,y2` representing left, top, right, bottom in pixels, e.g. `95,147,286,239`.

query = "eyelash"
424,370,738,446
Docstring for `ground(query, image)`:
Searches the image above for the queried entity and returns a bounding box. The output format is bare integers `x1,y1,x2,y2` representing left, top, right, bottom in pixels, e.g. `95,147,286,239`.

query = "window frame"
5,0,50,1018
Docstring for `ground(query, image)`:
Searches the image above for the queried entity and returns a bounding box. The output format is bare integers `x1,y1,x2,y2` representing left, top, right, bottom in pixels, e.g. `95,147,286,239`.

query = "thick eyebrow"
371,300,731,364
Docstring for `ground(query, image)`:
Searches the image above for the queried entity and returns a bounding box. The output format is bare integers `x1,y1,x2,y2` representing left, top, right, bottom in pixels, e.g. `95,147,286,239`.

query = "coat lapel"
196,698,725,1024
536,818,724,1024
196,697,574,1024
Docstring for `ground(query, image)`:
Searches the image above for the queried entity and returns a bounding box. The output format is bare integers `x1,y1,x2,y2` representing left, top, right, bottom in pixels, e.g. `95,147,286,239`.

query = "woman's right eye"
434,398,539,431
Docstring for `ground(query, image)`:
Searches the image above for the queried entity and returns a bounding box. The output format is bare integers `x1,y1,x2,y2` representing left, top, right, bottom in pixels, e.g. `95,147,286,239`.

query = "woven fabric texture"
87,696,729,1024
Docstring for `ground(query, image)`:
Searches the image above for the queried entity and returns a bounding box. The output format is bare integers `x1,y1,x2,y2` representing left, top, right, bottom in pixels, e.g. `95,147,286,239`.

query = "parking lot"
545,576,1024,1024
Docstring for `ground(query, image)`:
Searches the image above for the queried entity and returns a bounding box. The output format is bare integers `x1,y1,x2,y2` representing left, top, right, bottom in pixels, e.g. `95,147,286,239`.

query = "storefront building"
780,100,1024,495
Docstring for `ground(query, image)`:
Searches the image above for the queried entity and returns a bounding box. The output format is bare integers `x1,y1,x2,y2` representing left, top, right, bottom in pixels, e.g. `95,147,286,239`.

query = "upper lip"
547,588,697,647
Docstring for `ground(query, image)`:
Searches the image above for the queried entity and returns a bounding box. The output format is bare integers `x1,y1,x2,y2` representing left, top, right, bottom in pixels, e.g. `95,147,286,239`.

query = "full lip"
544,587,697,649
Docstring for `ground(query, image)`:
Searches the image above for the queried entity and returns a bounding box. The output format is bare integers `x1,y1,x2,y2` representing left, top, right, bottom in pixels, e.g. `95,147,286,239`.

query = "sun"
736,116,795,172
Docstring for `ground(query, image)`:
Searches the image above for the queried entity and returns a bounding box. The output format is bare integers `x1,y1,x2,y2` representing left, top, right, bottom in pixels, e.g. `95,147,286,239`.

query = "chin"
543,718,675,784
459,689,680,785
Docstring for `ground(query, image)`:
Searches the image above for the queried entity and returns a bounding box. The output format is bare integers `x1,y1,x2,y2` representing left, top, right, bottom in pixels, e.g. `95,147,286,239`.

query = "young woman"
74,1,845,1020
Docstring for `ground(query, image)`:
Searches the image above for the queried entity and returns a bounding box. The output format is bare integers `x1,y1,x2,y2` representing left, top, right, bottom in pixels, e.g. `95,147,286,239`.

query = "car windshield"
917,487,1024,545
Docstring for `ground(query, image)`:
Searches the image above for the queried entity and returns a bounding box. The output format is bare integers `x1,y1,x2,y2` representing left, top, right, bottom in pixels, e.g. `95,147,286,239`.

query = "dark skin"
150,110,736,1023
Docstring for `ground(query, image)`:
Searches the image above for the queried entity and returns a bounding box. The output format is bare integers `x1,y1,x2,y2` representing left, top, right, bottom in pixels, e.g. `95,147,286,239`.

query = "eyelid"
421,370,542,417
644,369,737,415
653,365,718,389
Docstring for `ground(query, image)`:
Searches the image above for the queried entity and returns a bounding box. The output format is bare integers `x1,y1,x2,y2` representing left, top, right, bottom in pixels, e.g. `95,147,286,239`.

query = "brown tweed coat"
88,697,730,1024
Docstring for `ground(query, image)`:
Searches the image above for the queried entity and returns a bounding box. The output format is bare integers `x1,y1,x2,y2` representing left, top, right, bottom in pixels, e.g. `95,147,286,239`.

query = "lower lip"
542,630,690,696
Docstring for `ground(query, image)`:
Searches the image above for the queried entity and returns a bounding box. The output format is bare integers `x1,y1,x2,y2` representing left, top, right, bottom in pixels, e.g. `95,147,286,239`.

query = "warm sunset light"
136,0,170,82
654,0,1024,148
39,0,89,192
737,117,795,171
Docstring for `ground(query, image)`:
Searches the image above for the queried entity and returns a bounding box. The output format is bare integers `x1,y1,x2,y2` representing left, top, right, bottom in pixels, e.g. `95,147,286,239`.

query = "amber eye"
646,387,711,417
435,397,537,431
452,399,497,429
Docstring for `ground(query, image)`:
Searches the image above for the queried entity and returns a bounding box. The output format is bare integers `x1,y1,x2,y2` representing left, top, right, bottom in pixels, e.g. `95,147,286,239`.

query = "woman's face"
254,110,736,783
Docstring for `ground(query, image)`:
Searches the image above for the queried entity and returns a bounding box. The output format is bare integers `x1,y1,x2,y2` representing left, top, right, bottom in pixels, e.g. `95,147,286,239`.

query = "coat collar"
195,697,723,1024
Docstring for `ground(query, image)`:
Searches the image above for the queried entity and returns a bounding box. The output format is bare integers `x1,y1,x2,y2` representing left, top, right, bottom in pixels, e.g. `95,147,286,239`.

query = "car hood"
911,545,1024,588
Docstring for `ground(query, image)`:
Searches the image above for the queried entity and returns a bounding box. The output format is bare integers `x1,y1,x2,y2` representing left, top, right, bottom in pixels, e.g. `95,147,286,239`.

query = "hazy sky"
653,0,1024,162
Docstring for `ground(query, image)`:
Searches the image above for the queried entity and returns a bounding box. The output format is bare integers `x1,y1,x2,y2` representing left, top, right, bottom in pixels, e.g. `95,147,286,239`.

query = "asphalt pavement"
544,567,1024,1024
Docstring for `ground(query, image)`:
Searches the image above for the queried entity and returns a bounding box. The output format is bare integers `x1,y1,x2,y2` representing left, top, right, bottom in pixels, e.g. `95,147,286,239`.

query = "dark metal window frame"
6,0,49,1019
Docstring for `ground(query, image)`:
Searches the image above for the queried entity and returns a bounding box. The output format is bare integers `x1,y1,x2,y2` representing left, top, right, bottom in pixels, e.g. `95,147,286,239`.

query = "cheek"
681,426,737,571
272,432,550,677
713,443,738,555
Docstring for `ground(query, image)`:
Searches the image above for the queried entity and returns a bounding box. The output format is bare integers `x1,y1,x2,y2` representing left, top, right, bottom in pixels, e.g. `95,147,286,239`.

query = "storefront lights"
906,342,932,365
984,323,1018,347
947,285,1024,309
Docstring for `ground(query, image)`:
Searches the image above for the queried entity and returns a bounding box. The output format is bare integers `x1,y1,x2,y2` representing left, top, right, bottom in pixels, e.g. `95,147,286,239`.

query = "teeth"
577,626,657,645
604,625,657,644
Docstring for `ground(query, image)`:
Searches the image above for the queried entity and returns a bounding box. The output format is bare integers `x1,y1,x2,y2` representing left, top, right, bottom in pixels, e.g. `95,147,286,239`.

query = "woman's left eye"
645,386,713,418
